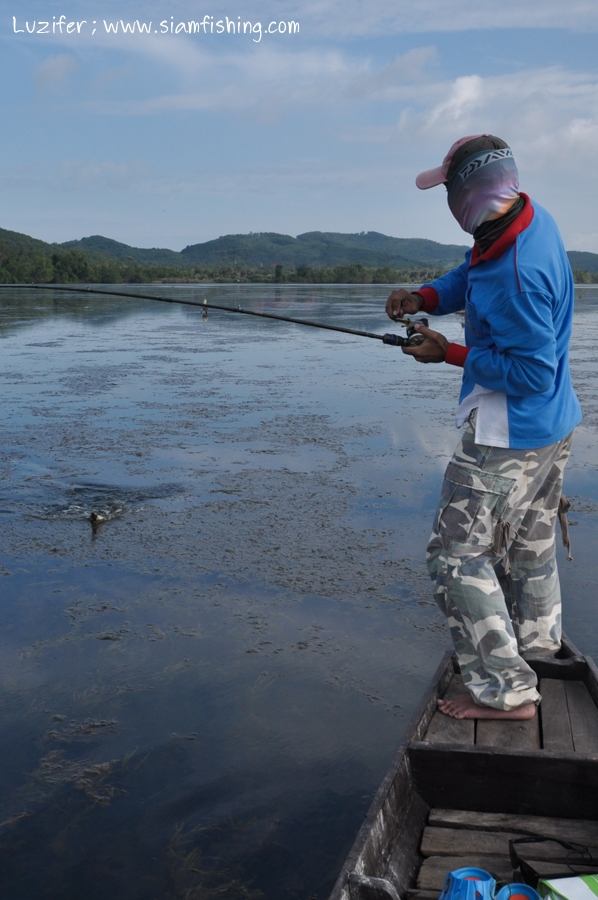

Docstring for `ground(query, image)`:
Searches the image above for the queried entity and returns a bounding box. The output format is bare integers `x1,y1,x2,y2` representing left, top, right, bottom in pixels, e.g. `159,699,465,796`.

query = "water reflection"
0,285,597,899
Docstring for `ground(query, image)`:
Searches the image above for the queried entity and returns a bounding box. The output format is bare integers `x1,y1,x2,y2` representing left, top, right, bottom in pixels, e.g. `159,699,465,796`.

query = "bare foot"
437,695,537,720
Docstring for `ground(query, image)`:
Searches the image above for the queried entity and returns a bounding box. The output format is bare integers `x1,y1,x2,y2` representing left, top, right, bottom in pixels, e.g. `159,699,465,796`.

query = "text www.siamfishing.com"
12,16,301,43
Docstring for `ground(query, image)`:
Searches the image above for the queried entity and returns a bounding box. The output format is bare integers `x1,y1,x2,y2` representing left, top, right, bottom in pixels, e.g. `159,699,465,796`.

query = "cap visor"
415,166,446,190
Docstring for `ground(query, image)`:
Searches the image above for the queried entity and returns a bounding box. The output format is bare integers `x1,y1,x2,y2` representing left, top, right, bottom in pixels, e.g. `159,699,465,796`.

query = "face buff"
446,147,520,235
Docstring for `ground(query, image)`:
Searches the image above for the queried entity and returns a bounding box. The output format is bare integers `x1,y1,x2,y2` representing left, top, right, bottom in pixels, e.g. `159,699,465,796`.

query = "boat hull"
329,637,598,900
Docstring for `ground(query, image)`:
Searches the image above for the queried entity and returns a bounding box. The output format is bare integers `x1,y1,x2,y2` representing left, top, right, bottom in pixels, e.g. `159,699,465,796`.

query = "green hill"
1,225,598,283
64,231,598,273
179,230,470,268
568,251,598,274
62,230,471,268
0,227,57,281
61,235,182,266
0,226,53,254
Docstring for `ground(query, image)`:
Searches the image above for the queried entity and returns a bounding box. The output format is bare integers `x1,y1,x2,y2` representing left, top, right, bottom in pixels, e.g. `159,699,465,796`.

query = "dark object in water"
329,635,598,900
89,511,106,534
89,507,123,534
89,512,107,525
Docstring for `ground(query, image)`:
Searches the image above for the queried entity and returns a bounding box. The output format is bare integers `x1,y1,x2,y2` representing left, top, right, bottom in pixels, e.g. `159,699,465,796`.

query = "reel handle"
382,316,428,347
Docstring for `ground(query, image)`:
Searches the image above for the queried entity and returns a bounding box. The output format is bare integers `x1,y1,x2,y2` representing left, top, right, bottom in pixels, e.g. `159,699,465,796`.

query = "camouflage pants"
427,417,573,710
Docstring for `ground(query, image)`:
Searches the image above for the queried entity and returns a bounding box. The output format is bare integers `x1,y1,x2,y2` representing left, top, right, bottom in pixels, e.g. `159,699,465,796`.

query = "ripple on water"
0,286,597,900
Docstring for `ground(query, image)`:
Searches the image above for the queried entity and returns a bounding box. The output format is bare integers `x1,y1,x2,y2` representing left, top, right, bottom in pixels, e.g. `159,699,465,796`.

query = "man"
386,134,581,720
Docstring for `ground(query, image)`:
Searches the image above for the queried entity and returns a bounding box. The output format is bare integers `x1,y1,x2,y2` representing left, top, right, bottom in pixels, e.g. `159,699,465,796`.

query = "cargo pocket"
435,461,515,551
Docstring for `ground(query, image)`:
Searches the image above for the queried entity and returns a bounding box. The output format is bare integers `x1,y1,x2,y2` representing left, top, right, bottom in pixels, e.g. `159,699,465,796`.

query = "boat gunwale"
327,649,454,899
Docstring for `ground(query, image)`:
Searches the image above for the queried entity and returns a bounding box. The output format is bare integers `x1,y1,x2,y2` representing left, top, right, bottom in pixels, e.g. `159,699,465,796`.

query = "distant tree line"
0,244,596,286
0,248,456,285
0,247,174,284
573,270,597,284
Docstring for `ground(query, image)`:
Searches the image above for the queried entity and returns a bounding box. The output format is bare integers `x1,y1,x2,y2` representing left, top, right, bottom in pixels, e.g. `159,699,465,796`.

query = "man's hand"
402,324,449,363
385,289,423,320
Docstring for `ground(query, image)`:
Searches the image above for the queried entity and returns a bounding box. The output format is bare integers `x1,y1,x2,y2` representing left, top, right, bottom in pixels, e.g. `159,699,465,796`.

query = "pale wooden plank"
514,839,598,861
476,715,540,751
422,826,598,865
524,861,598,876
566,681,598,754
421,827,598,863
428,809,598,845
424,675,475,745
540,679,574,752
421,826,518,857
417,856,513,890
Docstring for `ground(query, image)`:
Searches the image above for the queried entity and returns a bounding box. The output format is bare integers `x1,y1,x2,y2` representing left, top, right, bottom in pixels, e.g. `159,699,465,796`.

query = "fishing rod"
1,283,428,346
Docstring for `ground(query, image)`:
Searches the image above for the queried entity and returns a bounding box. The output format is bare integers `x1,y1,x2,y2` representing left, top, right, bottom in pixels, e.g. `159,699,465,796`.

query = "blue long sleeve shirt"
416,194,581,448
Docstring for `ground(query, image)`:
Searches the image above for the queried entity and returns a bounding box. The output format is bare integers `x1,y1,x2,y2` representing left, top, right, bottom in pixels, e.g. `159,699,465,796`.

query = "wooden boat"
329,636,598,900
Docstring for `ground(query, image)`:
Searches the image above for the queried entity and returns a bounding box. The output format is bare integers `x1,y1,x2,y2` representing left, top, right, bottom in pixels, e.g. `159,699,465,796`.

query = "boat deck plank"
476,715,540,750
421,826,520,857
423,675,598,753
525,861,598,876
417,809,598,892
424,675,474,746
421,827,598,861
539,679,574,752
428,809,598,844
565,680,598,753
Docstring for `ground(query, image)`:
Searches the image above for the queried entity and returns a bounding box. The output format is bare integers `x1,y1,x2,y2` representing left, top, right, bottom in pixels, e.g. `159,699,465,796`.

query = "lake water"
1,284,597,899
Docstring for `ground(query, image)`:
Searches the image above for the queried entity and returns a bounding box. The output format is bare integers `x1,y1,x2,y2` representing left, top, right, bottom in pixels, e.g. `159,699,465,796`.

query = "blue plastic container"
495,885,541,900
439,867,497,900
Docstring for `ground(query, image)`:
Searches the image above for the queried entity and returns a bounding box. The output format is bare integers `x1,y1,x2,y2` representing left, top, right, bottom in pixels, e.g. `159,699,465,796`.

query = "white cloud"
88,45,369,114
40,51,598,253
90,32,210,78
17,0,598,85
350,47,438,102
425,75,484,126
92,0,597,37
562,117,598,153
356,65,598,154
341,63,598,158
35,53,78,87
7,2,598,252
206,0,598,36
324,61,598,250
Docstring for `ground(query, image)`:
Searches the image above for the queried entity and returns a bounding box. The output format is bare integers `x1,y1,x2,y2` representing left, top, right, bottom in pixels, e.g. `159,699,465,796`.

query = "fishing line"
0,283,427,346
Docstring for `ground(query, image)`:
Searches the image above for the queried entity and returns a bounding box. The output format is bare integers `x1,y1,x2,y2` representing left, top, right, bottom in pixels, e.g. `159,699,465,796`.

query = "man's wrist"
445,343,469,367
413,287,439,313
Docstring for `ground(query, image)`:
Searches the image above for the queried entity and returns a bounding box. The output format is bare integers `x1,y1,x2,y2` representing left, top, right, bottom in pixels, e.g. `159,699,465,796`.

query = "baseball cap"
416,134,510,189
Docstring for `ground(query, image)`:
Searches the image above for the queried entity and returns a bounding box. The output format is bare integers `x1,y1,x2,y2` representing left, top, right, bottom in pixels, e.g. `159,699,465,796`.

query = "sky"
3,0,598,252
